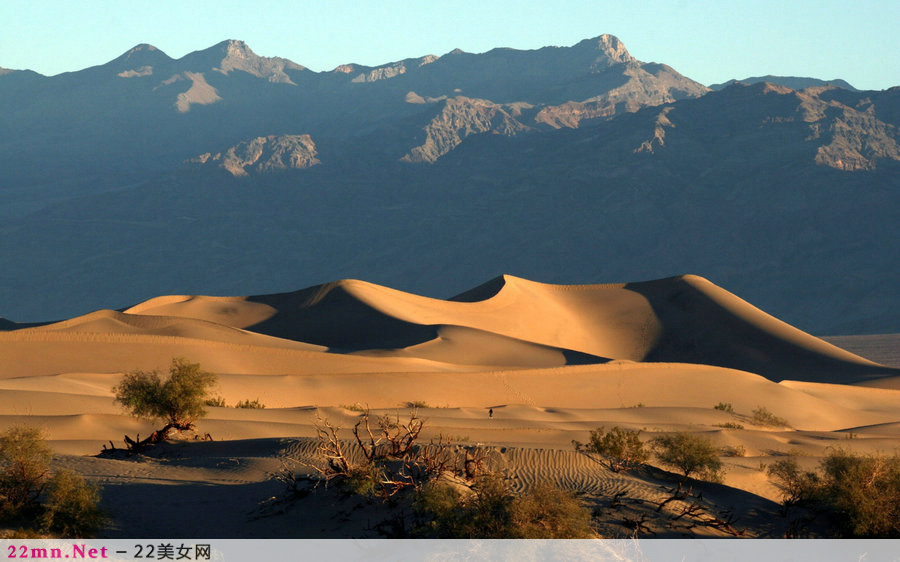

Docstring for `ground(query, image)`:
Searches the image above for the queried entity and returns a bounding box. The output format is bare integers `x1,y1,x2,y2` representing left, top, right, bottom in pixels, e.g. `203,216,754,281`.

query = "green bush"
235,398,265,409
767,449,900,537
751,406,790,428
39,469,105,538
651,432,724,482
819,449,900,537
414,475,595,538
0,426,52,518
572,426,648,472
0,427,104,537
113,358,217,431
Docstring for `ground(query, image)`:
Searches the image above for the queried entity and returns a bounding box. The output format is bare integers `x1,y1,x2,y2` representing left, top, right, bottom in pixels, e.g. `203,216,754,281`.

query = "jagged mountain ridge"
709,75,858,91
0,36,896,335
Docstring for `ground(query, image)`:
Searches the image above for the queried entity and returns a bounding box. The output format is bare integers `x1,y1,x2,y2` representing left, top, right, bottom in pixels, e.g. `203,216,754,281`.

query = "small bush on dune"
235,398,265,409
572,426,648,473
714,402,734,413
39,469,105,538
651,432,724,483
751,406,790,428
204,396,226,408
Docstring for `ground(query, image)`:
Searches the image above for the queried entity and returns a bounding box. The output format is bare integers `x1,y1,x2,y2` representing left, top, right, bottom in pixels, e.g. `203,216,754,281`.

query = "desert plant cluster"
768,449,900,538
0,426,104,538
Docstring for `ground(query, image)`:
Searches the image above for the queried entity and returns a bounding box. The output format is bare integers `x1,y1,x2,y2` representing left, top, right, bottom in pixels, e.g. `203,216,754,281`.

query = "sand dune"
0,273,897,538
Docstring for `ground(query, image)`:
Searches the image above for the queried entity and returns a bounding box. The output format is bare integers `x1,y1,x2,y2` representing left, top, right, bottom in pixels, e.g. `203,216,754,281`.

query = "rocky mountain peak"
574,34,634,67
110,43,172,70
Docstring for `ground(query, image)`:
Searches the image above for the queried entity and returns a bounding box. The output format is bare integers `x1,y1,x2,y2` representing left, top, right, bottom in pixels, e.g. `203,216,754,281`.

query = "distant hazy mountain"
709,75,858,91
0,36,897,336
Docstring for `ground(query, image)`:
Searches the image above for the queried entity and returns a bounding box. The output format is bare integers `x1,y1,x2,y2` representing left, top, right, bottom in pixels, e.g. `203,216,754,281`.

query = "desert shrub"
235,398,265,409
714,402,734,413
767,449,900,537
720,444,746,457
767,456,819,513
0,426,52,518
404,401,429,408
38,469,105,538
572,426,648,472
413,475,595,538
714,422,744,429
113,358,217,431
818,449,900,537
651,432,724,482
509,481,596,538
204,396,226,408
340,403,366,412
751,406,790,428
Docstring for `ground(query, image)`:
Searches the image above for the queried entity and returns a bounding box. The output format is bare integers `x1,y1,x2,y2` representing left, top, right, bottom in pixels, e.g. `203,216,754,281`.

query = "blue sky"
1,0,897,90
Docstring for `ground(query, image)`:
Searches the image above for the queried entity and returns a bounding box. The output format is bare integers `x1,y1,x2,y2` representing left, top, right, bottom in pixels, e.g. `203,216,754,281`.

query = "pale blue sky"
0,0,897,90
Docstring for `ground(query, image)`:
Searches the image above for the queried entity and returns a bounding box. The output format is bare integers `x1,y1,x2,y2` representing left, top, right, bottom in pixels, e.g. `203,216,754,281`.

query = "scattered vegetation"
751,406,790,428
0,426,105,537
714,422,745,429
651,432,724,483
204,396,226,408
713,402,734,413
109,358,216,453
235,398,266,409
404,401,430,409
572,426,648,473
277,408,596,538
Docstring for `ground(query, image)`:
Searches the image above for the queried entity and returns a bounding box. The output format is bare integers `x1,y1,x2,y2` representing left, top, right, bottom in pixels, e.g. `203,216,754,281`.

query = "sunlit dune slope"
122,274,895,383
3,274,894,385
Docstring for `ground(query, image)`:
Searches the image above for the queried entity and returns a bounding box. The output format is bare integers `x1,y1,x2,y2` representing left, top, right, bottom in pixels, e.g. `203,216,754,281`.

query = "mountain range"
1,35,897,334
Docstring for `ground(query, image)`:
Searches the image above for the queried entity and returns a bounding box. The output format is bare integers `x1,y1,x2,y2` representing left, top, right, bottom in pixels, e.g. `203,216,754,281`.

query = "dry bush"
720,444,746,457
713,402,734,413
572,426,648,472
751,406,790,428
235,398,266,409
310,409,466,500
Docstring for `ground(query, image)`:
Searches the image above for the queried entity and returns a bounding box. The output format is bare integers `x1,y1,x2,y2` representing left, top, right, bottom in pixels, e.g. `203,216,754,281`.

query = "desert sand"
0,274,897,538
